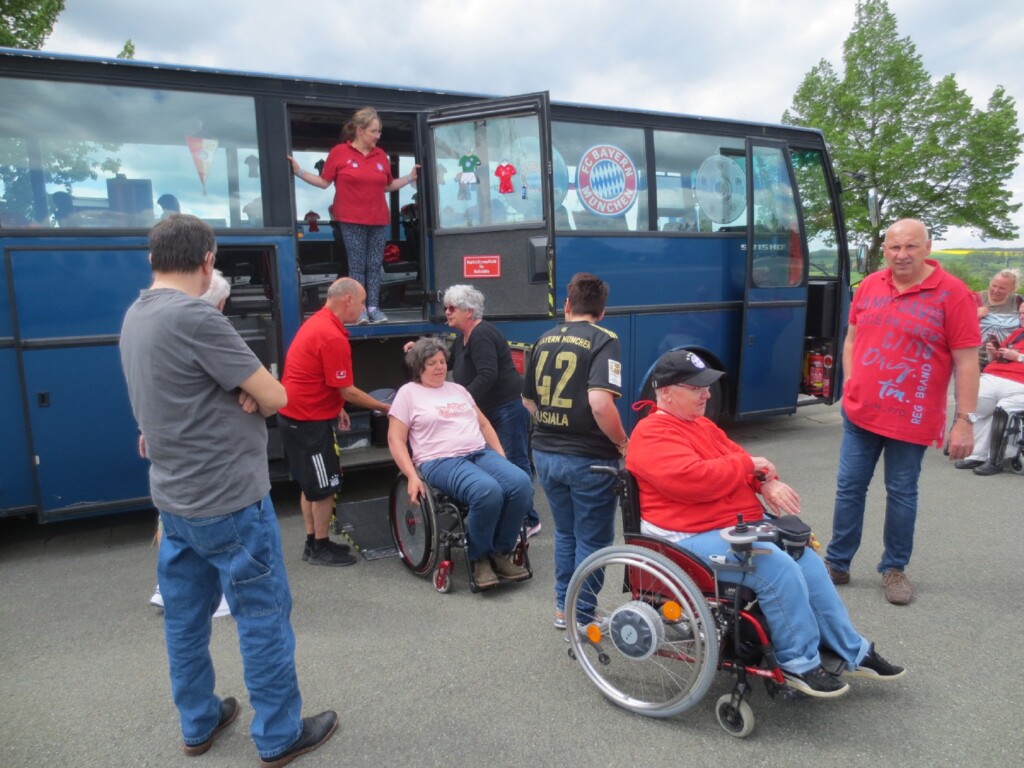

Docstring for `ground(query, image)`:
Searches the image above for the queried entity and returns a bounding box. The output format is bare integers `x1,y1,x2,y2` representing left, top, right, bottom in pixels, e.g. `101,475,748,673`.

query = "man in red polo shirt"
278,277,392,566
826,219,980,605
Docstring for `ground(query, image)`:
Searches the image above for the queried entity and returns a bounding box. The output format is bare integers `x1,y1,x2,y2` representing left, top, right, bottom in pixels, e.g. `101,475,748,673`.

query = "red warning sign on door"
463,255,501,278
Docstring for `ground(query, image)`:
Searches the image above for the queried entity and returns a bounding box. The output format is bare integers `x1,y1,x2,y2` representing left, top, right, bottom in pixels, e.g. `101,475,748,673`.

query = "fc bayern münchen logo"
576,144,638,217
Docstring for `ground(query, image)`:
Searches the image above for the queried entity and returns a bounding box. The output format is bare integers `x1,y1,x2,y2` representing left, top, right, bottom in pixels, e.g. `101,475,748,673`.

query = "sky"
39,0,1024,249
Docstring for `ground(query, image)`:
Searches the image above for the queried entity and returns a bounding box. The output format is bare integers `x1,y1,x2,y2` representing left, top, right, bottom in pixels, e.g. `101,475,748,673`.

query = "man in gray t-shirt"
119,214,337,765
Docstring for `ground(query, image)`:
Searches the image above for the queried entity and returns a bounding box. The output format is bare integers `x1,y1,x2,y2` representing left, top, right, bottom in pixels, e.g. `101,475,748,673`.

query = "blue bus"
0,49,853,522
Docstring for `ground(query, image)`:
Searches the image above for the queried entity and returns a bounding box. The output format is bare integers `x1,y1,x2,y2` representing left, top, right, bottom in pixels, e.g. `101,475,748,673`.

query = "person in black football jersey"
523,272,629,630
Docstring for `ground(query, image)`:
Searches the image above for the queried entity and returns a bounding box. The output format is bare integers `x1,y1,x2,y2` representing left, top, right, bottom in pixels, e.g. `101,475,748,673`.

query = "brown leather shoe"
882,569,914,605
182,697,238,756
825,562,850,585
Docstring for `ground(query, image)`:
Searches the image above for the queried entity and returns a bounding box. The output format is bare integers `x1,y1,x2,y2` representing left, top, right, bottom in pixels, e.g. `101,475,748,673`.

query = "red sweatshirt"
625,409,765,533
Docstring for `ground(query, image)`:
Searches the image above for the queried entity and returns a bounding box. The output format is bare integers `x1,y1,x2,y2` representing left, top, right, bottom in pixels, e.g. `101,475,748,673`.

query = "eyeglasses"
674,383,711,394
444,305,459,313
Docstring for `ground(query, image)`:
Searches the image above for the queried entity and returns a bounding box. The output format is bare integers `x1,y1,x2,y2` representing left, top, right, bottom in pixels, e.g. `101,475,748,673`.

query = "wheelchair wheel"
715,694,755,738
388,473,439,577
565,544,718,718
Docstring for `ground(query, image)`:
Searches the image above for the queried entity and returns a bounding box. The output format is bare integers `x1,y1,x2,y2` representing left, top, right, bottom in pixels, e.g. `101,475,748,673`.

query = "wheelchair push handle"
589,465,620,477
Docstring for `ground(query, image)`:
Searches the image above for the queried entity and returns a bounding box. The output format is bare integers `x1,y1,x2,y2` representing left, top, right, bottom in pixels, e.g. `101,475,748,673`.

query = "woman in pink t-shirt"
388,338,533,589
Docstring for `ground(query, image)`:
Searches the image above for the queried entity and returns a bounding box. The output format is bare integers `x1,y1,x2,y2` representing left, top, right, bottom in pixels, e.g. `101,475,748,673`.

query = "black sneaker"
783,665,850,698
307,544,357,567
325,539,351,555
259,710,338,768
845,643,906,680
302,541,312,561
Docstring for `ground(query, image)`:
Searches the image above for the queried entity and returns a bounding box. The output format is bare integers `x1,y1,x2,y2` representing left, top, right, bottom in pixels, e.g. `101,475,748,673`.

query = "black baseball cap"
650,350,724,389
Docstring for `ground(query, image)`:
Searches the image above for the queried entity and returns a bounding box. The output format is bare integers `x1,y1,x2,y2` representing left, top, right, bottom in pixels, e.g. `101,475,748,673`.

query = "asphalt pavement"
1,401,1022,768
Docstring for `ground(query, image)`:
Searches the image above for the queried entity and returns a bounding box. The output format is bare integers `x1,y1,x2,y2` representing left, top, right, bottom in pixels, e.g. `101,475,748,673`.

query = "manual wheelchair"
564,467,827,738
388,473,532,593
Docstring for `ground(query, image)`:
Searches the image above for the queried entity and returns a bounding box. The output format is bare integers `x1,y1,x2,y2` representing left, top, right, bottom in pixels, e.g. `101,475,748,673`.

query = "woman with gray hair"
444,284,541,535
388,337,533,589
200,269,231,311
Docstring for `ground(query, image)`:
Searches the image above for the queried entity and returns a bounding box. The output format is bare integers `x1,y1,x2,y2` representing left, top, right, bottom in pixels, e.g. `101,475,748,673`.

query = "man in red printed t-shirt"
277,277,392,566
826,219,980,605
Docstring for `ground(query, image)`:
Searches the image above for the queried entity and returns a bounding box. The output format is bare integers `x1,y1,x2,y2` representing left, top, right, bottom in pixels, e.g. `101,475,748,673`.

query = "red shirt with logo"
279,307,354,421
321,142,393,226
983,328,1024,385
844,260,980,447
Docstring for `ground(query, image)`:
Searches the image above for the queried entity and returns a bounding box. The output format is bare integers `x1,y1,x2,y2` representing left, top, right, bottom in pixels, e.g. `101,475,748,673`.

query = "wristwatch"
956,412,978,424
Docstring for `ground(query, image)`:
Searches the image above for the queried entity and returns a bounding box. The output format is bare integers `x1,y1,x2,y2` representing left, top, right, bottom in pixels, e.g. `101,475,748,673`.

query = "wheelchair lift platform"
331,496,398,561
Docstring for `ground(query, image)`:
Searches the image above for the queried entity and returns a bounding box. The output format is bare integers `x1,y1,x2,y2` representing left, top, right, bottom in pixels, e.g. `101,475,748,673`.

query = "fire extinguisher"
822,353,834,398
809,348,824,395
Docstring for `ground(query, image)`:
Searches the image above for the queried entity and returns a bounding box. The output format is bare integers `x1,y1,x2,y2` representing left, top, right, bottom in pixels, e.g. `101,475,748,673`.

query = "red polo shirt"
844,260,980,447
279,307,354,421
321,142,393,226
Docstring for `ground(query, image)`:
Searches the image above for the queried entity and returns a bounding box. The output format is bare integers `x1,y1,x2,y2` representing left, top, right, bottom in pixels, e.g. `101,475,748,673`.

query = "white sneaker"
213,595,231,618
367,308,388,323
150,586,164,608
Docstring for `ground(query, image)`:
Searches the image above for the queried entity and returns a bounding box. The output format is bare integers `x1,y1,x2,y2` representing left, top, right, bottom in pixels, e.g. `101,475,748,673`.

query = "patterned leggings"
338,222,388,308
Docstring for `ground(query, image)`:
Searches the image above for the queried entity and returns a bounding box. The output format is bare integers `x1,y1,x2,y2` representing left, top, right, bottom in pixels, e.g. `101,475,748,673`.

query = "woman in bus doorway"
288,107,418,324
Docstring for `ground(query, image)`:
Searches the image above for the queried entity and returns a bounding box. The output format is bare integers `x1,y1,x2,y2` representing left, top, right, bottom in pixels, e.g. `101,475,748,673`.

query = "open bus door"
734,141,808,419
419,93,555,319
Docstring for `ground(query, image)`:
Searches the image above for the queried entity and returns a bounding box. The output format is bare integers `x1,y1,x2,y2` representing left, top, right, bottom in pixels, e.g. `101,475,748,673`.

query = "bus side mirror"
866,187,880,229
855,245,868,273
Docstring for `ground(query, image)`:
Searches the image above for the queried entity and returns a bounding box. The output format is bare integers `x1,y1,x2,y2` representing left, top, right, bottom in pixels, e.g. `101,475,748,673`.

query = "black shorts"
277,415,342,501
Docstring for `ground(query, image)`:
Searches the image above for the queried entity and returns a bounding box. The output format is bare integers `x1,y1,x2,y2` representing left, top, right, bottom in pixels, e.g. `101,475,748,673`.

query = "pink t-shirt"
844,260,980,447
389,381,485,465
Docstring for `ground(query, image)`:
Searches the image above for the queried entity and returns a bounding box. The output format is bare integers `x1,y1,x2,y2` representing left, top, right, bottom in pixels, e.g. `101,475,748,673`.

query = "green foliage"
117,39,135,59
782,0,1023,272
0,0,66,50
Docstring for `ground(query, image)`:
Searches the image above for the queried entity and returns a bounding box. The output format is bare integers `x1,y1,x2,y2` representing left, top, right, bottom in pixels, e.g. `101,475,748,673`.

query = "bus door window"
550,122,647,232
750,145,802,289
431,115,545,231
789,149,841,280
0,77,260,230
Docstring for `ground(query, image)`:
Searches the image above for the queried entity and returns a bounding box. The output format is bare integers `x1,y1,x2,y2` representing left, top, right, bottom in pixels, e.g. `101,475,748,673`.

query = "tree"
783,0,1022,272
0,0,66,50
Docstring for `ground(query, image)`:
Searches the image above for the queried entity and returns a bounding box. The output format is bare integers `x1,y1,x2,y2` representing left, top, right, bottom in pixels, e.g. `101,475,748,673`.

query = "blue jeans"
338,222,388,308
682,532,869,673
485,398,539,526
828,411,927,574
159,495,303,759
420,448,532,561
533,450,619,612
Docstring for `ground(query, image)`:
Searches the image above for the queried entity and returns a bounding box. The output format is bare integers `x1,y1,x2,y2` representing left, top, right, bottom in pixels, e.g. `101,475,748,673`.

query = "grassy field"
850,248,1024,290
930,248,1024,291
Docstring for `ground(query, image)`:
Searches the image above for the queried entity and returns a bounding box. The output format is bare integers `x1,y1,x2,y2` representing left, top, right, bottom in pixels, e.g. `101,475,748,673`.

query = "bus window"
0,77,261,229
431,115,544,230
653,131,745,233
750,145,802,288
552,122,648,232
790,148,840,279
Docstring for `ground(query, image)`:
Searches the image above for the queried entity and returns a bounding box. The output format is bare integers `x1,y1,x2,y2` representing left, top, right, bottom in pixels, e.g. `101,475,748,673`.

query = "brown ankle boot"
491,553,530,582
473,557,499,588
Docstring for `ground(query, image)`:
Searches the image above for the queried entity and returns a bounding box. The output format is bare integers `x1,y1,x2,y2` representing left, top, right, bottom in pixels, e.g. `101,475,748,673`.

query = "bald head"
326,277,366,324
883,218,932,288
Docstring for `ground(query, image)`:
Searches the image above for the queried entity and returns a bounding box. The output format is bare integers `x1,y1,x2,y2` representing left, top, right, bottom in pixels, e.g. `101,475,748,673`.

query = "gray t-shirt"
120,288,270,518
